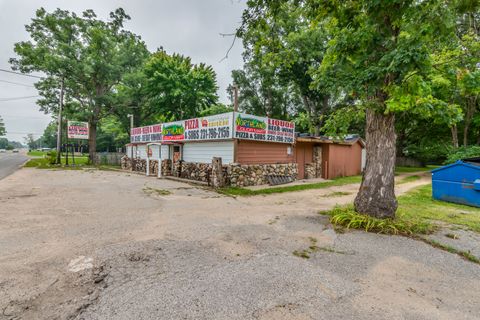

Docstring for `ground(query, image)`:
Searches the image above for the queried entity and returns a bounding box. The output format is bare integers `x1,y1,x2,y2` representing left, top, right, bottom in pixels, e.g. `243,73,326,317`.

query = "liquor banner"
67,121,89,140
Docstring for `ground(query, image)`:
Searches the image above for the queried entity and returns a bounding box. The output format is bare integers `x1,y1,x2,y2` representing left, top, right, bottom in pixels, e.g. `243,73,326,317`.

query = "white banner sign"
130,112,294,144
67,121,89,140
130,124,162,143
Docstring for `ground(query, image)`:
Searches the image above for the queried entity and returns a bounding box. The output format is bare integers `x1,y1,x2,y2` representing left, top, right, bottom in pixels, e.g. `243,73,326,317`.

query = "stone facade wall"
304,146,323,179
121,156,163,176
122,155,297,187
228,163,297,187
161,159,172,176
305,163,317,179
173,161,229,184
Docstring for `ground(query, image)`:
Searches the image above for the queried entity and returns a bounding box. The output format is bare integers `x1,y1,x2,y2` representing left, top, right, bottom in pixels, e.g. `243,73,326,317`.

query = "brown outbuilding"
295,136,365,180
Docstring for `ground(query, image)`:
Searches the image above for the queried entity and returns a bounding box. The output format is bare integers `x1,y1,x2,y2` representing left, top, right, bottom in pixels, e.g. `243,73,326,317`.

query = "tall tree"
310,0,461,217
241,0,461,217
142,50,219,120
227,68,302,119
11,8,148,161
238,0,335,134
0,116,5,136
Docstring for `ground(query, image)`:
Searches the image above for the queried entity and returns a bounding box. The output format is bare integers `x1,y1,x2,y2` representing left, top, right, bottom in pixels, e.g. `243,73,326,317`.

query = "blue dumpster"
431,157,480,207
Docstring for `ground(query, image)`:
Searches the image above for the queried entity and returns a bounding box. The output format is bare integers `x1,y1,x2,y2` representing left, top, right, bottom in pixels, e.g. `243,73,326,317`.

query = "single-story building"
295,135,366,180
122,112,364,186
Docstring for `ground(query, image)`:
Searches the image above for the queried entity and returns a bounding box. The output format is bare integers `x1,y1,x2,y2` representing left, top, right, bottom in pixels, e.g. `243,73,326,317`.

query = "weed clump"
323,205,435,235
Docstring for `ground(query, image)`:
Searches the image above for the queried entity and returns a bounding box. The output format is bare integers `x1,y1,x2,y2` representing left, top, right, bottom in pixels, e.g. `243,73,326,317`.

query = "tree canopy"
237,0,479,217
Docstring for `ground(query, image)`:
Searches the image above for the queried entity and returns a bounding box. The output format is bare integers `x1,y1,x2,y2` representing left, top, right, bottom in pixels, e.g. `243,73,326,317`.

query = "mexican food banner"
130,112,294,144
234,113,295,143
67,121,89,140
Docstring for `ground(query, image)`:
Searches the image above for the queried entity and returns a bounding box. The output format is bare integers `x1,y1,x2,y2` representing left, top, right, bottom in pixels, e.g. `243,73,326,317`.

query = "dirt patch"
0,169,477,320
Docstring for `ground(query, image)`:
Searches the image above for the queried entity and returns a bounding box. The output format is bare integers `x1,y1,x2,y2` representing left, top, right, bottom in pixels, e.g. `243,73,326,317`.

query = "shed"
295,136,365,180
431,158,480,207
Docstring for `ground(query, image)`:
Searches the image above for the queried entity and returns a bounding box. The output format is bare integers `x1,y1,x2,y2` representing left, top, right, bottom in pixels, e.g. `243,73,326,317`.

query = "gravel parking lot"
0,169,479,320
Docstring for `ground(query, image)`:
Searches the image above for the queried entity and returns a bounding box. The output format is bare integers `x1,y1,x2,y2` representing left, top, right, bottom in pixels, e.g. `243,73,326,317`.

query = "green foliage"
143,50,218,119
445,146,480,164
325,206,434,235
47,151,57,165
24,134,36,150
96,116,129,152
11,7,149,159
0,116,5,136
199,104,233,117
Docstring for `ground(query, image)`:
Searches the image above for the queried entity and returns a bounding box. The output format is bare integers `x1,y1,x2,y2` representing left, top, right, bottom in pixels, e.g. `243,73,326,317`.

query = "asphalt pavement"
0,151,29,180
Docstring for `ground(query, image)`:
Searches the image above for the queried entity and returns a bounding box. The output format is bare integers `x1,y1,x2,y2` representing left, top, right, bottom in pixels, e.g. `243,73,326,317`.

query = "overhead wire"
0,95,40,102
0,68,43,79
0,79,36,88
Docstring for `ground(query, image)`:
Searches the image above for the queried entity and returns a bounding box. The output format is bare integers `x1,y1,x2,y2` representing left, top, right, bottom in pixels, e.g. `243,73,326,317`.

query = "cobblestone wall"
228,163,297,187
122,156,296,187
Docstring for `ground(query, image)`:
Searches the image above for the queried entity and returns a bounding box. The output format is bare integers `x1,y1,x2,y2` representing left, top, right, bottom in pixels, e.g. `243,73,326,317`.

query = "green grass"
321,184,480,234
395,165,439,173
27,150,48,157
323,205,435,235
24,155,95,169
398,174,421,184
398,184,480,233
218,175,362,196
419,238,480,264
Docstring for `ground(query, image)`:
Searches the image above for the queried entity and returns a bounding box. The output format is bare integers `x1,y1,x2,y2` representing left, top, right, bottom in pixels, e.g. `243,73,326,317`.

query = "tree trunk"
88,120,97,164
354,109,397,218
451,125,459,148
463,97,476,147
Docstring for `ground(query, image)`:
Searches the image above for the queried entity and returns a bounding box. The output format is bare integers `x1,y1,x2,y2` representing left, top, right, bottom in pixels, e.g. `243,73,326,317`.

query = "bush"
445,146,480,164
47,151,57,165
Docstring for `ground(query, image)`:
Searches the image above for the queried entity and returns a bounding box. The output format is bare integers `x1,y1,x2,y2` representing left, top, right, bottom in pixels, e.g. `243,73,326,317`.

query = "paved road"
0,152,28,180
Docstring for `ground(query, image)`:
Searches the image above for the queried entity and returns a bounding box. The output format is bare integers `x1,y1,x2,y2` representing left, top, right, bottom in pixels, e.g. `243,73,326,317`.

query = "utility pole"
127,114,134,170
233,84,239,112
56,78,64,164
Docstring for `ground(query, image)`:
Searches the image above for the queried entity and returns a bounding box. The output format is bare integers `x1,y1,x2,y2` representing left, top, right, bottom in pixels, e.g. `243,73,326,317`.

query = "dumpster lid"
463,157,480,166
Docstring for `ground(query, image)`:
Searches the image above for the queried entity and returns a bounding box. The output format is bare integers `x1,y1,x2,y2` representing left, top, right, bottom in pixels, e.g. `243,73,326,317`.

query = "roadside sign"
67,121,89,139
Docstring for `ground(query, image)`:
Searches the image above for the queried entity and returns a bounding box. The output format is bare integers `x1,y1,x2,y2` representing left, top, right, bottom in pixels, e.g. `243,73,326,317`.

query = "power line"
0,95,40,102
4,131,44,135
0,79,36,88
0,68,43,79
1,114,50,120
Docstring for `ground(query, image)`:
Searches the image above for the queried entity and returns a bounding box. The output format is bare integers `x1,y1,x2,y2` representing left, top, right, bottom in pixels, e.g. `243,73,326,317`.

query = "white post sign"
67,121,89,139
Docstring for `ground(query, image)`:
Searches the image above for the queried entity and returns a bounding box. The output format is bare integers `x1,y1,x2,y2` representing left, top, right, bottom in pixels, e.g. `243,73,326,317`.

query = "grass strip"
218,175,362,196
